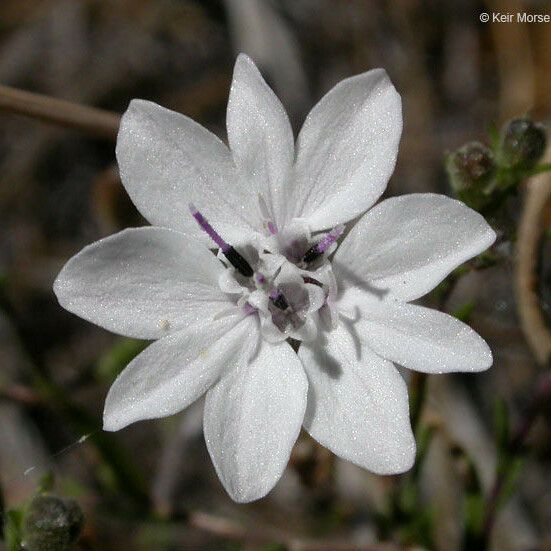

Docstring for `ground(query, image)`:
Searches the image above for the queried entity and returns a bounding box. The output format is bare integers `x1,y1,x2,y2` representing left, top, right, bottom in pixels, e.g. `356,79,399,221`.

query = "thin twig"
515,149,551,364
187,510,402,551
0,84,120,140
0,384,42,405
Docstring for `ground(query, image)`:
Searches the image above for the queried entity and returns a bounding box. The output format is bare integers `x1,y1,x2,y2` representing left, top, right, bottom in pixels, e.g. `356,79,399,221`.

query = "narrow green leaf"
37,471,55,494
494,398,510,461
4,510,24,551
452,301,475,322
497,457,524,508
96,337,148,382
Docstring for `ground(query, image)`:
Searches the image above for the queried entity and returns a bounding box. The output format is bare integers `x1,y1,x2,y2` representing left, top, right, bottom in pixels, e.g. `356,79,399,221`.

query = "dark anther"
302,244,322,264
271,292,289,311
224,247,254,278
302,276,323,287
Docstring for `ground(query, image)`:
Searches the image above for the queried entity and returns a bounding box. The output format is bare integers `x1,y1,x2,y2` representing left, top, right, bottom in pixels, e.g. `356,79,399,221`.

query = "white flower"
54,54,495,503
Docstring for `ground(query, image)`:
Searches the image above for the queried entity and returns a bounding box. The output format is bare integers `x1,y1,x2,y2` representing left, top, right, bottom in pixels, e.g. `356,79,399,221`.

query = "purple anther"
255,272,266,285
269,289,280,300
242,303,256,315
316,224,345,254
189,204,230,252
267,221,278,235
302,224,345,264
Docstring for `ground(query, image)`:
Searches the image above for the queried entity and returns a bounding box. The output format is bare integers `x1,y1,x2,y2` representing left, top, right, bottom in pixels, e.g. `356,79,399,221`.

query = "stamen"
242,302,257,315
255,272,266,285
189,204,254,277
223,248,254,278
317,224,345,253
302,276,323,287
269,289,289,311
302,224,345,264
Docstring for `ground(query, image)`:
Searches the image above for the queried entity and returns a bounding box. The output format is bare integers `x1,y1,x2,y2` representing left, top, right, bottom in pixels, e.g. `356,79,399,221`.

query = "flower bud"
501,118,546,170
21,495,84,551
446,142,495,210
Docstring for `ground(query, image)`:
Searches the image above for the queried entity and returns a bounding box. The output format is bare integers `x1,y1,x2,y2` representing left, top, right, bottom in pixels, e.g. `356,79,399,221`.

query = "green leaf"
473,250,500,269
97,337,148,381
494,398,510,461
452,301,475,322
488,122,500,155
464,492,485,535
37,471,55,494
4,509,24,551
461,455,485,543
411,424,434,480
497,457,524,508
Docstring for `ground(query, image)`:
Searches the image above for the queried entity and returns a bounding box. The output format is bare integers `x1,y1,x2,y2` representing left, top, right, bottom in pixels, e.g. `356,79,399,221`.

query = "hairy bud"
21,495,84,551
446,142,495,209
501,118,546,170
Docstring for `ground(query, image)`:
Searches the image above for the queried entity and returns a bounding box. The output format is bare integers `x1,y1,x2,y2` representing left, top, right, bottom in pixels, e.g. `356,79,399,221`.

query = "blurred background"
0,1,550,549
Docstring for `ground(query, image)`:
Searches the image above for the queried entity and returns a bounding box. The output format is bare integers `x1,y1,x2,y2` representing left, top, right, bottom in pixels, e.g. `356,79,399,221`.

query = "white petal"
204,340,307,502
218,270,245,294
116,99,259,245
300,323,415,474
227,54,294,228
289,314,318,343
54,227,231,339
334,194,496,302
103,315,257,431
341,289,493,374
290,69,402,230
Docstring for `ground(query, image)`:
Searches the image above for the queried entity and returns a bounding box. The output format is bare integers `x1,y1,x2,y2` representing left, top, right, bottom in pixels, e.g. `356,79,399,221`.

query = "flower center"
190,205,341,342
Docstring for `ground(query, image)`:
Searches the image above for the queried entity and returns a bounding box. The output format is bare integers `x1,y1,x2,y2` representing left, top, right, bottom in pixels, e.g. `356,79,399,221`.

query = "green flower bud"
501,118,546,170
21,495,84,551
446,142,496,210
